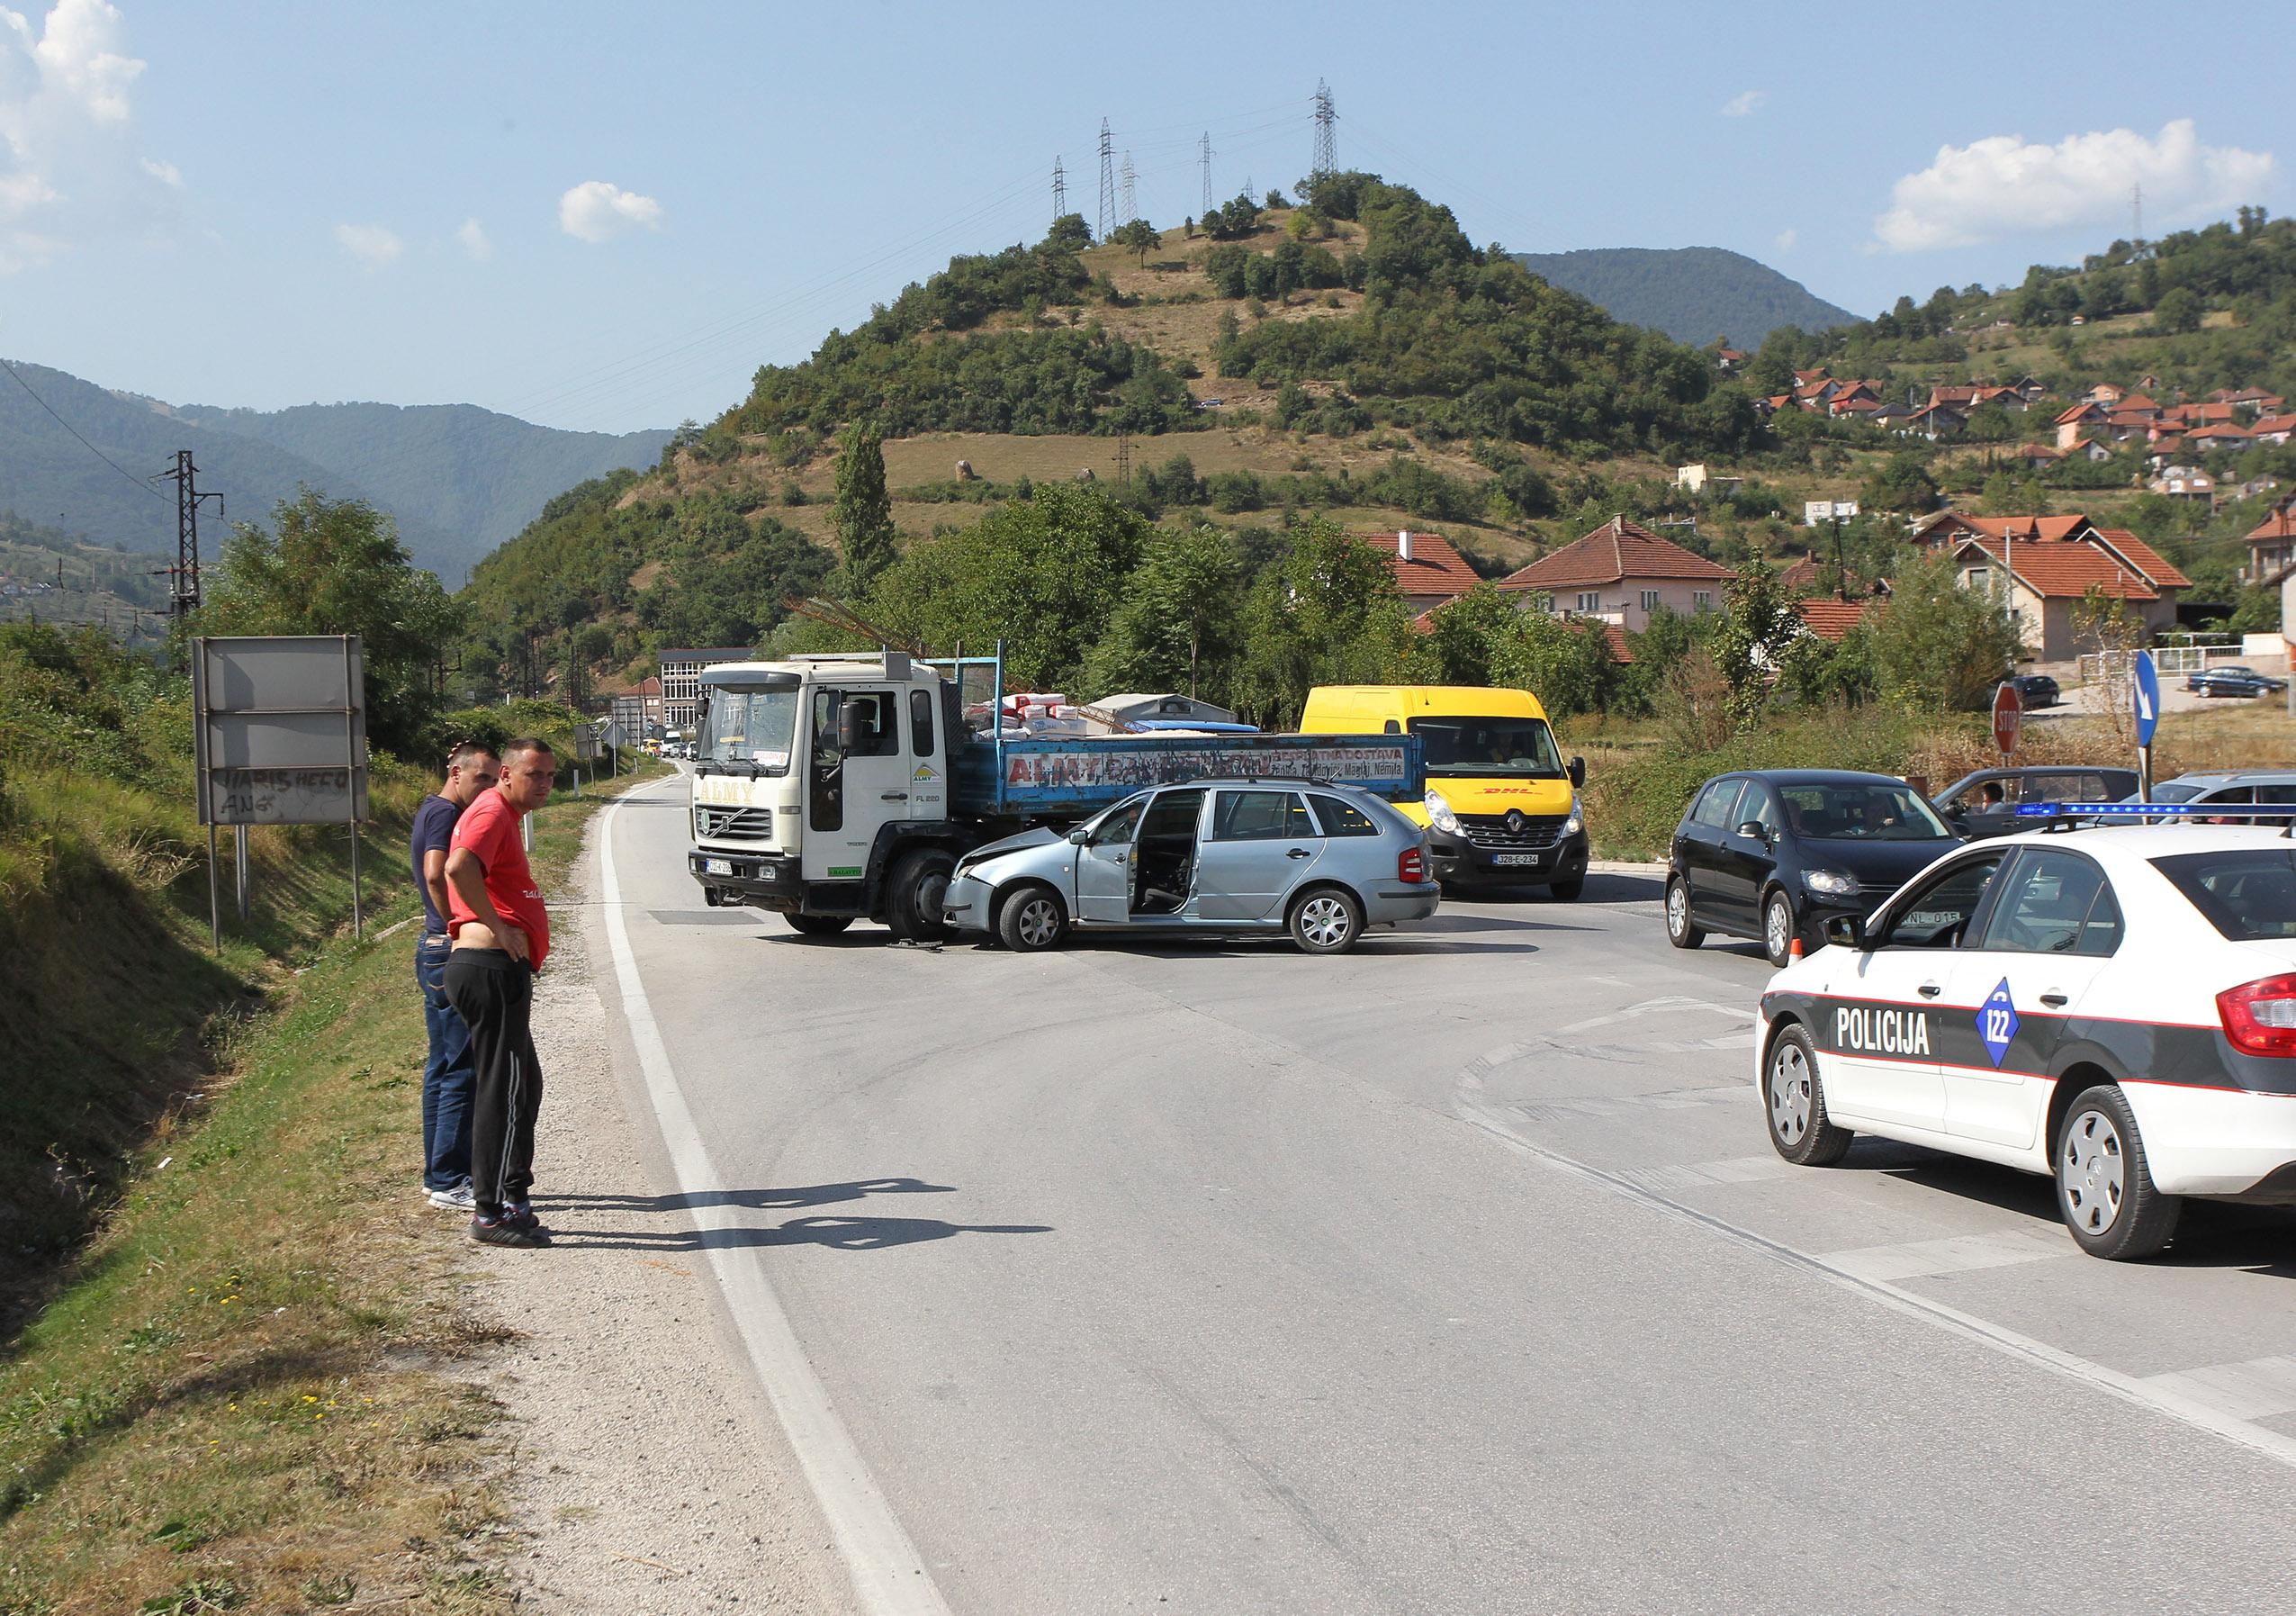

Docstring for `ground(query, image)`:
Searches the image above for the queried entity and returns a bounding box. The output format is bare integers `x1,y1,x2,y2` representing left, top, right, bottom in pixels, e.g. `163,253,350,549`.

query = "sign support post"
2133,649,2160,800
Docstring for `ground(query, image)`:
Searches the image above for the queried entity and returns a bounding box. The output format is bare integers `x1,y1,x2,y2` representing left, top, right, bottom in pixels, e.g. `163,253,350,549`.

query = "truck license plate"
704,857,734,875
1492,853,1542,868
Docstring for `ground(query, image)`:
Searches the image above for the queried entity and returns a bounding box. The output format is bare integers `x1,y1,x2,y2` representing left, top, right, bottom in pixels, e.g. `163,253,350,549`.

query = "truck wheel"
996,884,1068,952
1288,886,1363,955
887,849,957,942
786,914,851,937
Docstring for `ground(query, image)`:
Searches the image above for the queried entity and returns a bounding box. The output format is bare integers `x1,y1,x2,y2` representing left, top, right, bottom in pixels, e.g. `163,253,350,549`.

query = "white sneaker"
427,1181,476,1211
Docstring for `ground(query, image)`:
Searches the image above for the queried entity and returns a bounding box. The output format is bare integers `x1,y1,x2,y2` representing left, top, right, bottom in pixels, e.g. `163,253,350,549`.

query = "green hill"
1510,247,1857,348
0,361,668,583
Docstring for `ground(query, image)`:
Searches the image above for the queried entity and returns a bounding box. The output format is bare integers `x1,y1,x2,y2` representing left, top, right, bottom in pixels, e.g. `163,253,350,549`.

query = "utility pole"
1097,119,1115,242
1052,156,1067,223
158,449,221,621
2131,183,2143,244
1311,79,1337,182
1119,151,1136,227
1200,132,1213,218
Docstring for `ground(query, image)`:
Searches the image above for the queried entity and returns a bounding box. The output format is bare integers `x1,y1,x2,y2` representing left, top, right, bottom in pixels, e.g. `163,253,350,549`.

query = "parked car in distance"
2001,673,2060,709
2110,771,2296,824
1667,770,1964,966
2185,665,2289,698
1933,766,2138,839
941,778,1438,955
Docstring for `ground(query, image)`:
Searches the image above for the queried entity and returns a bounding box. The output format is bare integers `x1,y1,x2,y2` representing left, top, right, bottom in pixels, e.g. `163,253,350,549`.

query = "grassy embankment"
2,628,660,1612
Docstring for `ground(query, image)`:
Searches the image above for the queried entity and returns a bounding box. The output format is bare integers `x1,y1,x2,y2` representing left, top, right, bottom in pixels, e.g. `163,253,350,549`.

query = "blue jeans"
418,933,475,1190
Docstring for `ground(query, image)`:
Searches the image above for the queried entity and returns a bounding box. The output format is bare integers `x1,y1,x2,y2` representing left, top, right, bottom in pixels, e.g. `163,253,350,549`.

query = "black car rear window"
2152,848,2296,941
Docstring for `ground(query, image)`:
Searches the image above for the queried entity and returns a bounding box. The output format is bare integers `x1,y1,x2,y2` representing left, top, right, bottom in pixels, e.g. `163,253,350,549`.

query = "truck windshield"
704,689,800,772
1413,717,1565,779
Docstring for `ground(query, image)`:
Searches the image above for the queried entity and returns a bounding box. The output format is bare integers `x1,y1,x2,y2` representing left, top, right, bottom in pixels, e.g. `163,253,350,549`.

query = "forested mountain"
0,361,667,582
1510,247,1856,348
169,401,669,582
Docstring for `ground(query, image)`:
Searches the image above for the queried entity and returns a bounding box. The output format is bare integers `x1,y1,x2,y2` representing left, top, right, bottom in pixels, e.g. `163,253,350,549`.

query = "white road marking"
1454,1070,2296,1473
2141,1356,2296,1422
1825,1227,2075,1283
600,784,953,1616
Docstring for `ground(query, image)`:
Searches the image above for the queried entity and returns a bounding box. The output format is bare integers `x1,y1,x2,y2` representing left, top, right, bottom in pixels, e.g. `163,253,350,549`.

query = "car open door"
1075,795,1148,924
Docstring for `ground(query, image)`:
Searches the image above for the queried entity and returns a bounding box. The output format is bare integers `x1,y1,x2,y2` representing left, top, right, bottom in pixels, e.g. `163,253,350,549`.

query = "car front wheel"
1765,1025,1852,1166
996,885,1068,952
1763,889,1798,967
2055,1085,2181,1259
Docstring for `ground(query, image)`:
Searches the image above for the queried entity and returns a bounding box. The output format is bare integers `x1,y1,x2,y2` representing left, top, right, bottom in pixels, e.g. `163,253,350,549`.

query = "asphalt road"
588,778,2296,1615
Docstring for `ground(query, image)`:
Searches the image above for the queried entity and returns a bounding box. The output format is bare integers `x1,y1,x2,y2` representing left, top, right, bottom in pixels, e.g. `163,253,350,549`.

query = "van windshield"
703,688,800,773
1412,717,1565,779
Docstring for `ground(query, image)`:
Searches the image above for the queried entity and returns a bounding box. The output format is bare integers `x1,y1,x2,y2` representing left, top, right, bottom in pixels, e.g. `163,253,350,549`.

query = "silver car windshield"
705,689,800,773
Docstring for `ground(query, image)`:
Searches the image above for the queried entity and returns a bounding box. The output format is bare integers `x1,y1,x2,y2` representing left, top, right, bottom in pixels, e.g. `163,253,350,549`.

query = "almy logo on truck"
1836,1005,1932,1057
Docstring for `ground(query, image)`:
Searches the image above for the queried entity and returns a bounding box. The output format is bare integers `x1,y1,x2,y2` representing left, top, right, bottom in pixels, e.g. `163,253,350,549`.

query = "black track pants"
443,947,543,1221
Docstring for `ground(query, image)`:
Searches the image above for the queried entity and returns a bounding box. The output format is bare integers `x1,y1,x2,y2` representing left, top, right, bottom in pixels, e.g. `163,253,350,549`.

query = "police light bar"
2014,802,2296,818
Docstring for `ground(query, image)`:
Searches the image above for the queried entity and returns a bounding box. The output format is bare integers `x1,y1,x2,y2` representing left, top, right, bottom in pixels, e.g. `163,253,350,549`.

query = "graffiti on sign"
1004,744,1410,793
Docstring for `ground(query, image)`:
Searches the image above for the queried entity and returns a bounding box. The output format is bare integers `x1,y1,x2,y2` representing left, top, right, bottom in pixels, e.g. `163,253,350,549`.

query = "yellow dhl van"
1299,685,1588,897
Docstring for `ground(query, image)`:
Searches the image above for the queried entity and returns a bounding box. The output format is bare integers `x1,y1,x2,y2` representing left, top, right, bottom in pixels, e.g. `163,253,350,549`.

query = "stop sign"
1993,681,2023,757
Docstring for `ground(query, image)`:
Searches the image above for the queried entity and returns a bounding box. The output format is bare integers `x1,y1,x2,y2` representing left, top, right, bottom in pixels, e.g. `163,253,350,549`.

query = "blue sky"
5,1,2290,435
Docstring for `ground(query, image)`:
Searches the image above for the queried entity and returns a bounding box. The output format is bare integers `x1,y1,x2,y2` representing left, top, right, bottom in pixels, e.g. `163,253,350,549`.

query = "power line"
1,357,170,502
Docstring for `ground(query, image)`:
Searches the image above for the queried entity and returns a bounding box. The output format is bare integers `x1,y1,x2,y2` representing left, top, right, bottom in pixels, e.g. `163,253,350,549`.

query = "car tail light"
1398,846,1427,884
2219,973,2296,1057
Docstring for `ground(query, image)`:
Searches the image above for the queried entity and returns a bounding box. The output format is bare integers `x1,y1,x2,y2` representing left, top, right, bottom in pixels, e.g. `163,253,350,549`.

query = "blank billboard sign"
193,636,369,826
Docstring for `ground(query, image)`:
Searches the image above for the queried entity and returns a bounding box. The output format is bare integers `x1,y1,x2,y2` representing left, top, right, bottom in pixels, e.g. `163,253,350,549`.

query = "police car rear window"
2152,849,2296,941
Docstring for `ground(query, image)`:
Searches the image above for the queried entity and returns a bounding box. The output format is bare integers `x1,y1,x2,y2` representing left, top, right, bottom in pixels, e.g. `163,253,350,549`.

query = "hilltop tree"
832,421,898,595
1112,218,1163,268
197,490,460,754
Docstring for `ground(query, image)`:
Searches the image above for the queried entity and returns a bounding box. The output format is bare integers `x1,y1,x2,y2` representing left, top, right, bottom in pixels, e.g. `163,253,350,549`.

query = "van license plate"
704,858,734,875
1492,853,1542,867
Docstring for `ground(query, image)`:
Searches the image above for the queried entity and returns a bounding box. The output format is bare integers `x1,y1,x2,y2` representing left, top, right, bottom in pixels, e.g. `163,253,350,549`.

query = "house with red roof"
1497,516,1733,633
2244,498,2296,587
1792,597,1881,642
2247,414,2296,447
1948,534,2175,660
2054,401,2110,447
1354,528,1483,613
2187,422,2252,453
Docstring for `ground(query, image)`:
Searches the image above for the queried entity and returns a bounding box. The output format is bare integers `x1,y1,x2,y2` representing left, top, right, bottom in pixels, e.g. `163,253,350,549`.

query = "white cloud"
1874,119,2273,252
558,179,662,242
333,221,402,267
1773,227,1797,253
0,0,176,271
1721,89,1765,118
456,215,491,261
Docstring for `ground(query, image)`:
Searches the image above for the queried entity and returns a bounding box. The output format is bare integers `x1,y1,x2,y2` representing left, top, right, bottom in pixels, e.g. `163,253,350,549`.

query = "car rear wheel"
1288,887,1362,955
1665,876,1704,948
785,914,851,937
1763,889,1797,967
996,884,1068,952
1765,1025,1852,1166
2055,1085,2181,1259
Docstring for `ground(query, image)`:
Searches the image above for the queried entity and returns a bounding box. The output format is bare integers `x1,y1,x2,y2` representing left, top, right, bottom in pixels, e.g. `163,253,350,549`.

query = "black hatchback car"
2003,673,2060,709
1666,770,1966,965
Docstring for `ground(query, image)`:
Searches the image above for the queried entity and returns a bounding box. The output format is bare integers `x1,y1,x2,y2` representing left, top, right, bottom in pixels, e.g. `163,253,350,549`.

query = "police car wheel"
996,885,1068,952
1763,890,1797,967
2055,1085,2181,1260
1665,878,1705,949
1765,1025,1852,1167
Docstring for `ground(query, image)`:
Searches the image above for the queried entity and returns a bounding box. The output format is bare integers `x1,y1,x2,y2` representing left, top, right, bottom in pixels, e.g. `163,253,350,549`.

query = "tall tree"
1708,556,1804,731
1233,517,1413,727
1085,524,1243,700
832,421,897,596
196,490,461,754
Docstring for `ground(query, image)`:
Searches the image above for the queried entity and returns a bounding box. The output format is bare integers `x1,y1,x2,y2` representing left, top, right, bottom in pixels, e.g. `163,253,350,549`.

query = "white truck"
686,649,1422,940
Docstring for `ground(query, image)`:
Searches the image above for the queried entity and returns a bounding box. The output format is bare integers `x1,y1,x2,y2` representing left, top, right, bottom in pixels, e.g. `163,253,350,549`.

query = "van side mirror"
1568,755,1586,789
1823,913,1870,952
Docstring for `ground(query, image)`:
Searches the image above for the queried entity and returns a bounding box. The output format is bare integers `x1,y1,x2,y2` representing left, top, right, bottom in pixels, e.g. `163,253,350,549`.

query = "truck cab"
1298,684,1588,897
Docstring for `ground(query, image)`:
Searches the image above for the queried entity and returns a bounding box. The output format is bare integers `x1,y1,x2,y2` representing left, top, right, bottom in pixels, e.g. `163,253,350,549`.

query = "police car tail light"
2218,973,2296,1058
1398,846,1427,884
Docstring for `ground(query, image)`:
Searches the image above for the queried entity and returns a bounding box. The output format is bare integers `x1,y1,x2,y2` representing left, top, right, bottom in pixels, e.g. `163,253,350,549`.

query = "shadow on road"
544,1177,957,1214
547,1214,1053,1254
1462,872,1666,906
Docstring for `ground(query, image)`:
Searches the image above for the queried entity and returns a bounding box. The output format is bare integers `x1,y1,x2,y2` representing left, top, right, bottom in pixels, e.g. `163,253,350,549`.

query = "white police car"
1755,817,2296,1259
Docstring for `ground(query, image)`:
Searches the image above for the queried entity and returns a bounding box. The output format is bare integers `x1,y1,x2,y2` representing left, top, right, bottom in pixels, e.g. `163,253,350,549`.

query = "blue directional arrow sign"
2133,650,2160,747
1980,979,2020,1068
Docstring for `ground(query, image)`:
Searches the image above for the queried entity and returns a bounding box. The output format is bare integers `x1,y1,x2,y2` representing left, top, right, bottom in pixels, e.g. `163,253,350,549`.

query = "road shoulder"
463,799,856,1615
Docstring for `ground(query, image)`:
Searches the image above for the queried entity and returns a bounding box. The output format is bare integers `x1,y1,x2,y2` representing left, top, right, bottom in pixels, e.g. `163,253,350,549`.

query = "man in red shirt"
443,737,557,1248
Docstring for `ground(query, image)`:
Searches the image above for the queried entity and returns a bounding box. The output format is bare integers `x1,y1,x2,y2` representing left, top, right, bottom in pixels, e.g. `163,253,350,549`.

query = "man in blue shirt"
411,740,500,1209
